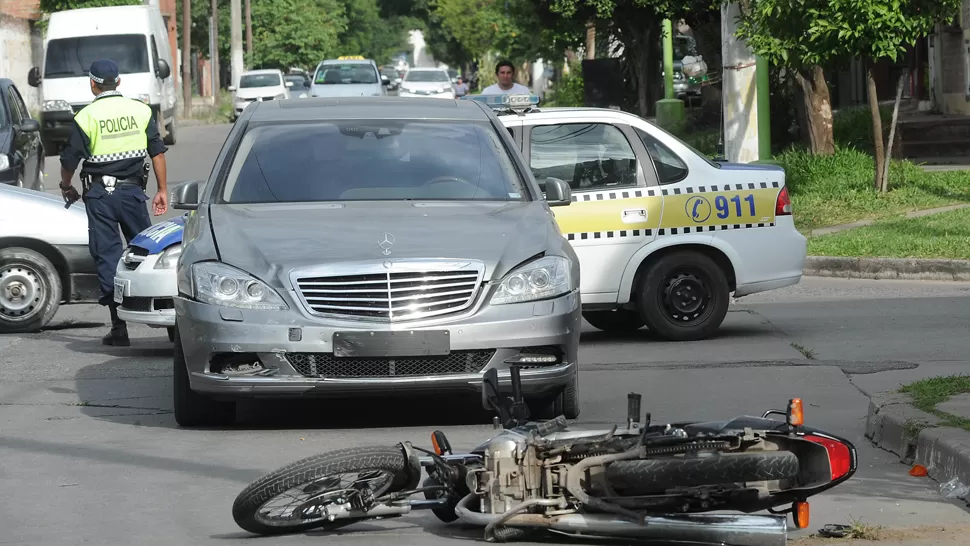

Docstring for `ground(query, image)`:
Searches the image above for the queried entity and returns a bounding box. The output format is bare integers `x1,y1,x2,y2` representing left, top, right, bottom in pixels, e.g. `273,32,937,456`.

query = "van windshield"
44,35,150,79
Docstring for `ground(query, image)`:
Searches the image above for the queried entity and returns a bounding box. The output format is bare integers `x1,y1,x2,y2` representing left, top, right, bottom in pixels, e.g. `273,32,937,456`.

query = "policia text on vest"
59,58,169,347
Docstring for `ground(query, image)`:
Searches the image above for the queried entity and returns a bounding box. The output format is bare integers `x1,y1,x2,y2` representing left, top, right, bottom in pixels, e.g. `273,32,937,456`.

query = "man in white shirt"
481,60,531,95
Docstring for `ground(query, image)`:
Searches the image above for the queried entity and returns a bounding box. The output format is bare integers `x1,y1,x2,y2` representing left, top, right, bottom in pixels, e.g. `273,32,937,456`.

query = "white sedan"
114,214,184,340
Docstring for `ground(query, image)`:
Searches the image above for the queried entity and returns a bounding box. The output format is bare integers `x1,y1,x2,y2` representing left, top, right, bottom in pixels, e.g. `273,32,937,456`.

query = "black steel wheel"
0,247,61,333
637,251,729,341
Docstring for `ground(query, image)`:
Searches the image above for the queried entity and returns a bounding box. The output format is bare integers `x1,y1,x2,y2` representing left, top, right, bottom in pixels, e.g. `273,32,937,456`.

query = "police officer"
59,59,169,346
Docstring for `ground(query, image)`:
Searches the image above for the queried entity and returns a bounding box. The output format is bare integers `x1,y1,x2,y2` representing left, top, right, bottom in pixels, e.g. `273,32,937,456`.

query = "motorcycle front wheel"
232,445,412,536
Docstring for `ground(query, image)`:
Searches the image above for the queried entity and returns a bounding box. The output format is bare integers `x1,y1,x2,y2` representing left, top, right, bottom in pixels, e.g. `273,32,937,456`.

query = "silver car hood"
209,201,554,286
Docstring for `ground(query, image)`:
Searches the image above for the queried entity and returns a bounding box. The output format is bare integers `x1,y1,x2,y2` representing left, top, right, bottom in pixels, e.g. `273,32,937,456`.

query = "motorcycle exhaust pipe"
505,512,788,546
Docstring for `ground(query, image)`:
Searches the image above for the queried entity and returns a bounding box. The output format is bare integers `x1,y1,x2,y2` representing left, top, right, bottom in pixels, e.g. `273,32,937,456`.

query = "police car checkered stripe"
570,181,781,202
87,149,148,163
565,222,775,241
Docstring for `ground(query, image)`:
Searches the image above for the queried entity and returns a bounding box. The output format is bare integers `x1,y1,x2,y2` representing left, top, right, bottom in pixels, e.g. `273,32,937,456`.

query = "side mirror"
228,85,236,92
381,75,390,86
156,59,171,80
285,81,293,88
19,119,40,133
28,67,41,87
171,180,201,210
544,177,572,207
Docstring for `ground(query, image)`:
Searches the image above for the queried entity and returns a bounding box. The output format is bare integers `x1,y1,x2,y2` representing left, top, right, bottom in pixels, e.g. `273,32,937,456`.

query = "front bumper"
114,253,177,327
176,290,582,400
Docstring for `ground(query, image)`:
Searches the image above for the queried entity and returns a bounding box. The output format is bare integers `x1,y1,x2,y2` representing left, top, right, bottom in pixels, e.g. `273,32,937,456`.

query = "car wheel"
173,325,236,427
583,309,645,332
164,118,177,146
637,251,729,342
0,247,62,334
167,326,175,342
528,373,580,421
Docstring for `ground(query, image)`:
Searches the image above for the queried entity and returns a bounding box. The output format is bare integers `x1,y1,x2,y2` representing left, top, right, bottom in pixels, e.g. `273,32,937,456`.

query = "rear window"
219,120,529,204
44,34,149,78
404,70,450,83
240,73,281,88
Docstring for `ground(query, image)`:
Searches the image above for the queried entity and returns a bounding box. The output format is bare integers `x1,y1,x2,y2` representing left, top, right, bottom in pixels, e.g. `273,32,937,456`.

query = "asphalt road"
7,124,969,546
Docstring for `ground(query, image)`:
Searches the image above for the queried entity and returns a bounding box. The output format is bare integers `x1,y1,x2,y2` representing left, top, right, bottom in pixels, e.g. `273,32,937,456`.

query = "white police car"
113,215,184,341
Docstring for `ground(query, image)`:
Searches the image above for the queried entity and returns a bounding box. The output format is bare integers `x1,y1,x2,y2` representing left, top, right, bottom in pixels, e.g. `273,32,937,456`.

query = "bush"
832,105,893,152
546,62,584,108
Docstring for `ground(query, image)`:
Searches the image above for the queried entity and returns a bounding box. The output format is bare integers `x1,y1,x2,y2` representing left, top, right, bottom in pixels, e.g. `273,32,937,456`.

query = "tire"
528,372,580,420
637,251,730,341
232,445,412,536
173,325,236,427
166,327,175,342
164,118,177,146
583,309,645,332
0,247,62,334
606,451,800,495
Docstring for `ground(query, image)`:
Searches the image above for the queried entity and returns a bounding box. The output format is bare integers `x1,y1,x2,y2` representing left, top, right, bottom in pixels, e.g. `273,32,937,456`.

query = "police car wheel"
637,251,729,342
583,309,645,332
173,325,236,427
0,247,62,334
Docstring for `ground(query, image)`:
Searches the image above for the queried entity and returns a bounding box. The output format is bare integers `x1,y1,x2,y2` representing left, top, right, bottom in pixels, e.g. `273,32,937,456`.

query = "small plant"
790,342,816,360
846,517,883,540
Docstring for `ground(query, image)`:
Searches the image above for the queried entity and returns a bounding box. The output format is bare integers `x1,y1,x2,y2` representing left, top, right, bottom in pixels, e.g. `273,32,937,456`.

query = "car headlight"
43,100,71,112
490,256,573,305
191,262,287,310
154,244,182,269
0,153,8,171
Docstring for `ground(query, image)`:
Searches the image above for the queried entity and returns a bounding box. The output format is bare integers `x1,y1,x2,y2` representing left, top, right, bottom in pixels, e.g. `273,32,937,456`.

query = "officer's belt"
91,175,146,188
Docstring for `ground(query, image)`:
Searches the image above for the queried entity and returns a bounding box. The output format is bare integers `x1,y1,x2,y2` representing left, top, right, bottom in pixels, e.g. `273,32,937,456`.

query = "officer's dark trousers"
83,183,152,327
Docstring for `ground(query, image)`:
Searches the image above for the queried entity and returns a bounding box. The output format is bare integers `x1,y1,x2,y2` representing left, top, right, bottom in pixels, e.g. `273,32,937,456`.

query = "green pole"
663,19,674,100
756,55,771,160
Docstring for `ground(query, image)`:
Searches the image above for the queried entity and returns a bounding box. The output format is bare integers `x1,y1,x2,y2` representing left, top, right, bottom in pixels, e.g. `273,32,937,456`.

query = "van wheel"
164,118,177,145
637,251,729,342
583,309,644,332
0,248,62,334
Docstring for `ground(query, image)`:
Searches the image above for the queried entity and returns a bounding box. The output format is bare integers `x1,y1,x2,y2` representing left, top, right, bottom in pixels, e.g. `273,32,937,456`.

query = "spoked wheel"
232,446,412,536
638,252,729,341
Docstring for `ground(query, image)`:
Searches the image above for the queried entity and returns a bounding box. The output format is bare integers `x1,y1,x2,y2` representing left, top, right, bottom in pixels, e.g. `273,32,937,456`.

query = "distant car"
380,68,400,91
0,79,44,191
0,184,99,333
398,68,455,99
309,57,389,98
113,214,185,341
230,69,292,121
284,74,310,98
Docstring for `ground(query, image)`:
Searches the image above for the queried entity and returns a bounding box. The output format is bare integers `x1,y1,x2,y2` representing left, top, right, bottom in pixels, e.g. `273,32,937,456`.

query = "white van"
27,5,178,156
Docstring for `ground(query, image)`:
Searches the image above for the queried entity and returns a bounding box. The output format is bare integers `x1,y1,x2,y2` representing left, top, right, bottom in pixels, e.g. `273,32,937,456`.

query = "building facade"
0,0,43,112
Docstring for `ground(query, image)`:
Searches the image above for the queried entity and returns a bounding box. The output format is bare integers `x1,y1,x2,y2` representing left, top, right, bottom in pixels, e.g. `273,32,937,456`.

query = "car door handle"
621,208,648,223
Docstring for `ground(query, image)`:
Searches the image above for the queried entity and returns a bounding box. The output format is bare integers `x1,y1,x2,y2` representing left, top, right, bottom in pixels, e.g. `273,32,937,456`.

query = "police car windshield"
315,65,378,85
240,74,281,88
219,120,529,204
44,35,149,78
404,70,450,83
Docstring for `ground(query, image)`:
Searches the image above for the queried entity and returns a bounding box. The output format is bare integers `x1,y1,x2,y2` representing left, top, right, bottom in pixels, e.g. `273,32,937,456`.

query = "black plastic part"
510,366,523,403
627,392,642,426
432,430,453,455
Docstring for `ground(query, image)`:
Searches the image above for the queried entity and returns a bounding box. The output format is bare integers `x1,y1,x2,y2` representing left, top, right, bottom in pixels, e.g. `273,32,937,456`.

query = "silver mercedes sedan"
170,96,581,427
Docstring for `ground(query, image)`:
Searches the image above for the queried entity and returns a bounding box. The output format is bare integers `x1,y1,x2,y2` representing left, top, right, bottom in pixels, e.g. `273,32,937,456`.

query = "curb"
865,394,970,487
804,256,970,281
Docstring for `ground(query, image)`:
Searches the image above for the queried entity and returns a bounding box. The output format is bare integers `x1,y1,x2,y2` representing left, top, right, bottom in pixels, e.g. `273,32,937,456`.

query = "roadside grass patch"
774,148,970,232
899,375,970,432
807,206,970,259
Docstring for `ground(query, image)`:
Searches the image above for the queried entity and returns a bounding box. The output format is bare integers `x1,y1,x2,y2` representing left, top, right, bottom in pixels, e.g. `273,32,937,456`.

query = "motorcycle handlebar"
534,415,569,437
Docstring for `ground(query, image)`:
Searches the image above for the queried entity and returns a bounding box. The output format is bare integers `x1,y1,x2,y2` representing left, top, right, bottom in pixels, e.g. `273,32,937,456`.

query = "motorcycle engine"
469,433,543,514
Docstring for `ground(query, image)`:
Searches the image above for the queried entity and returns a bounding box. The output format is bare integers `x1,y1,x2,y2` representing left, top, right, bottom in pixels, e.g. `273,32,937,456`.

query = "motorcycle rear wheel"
232,445,412,536
606,450,799,495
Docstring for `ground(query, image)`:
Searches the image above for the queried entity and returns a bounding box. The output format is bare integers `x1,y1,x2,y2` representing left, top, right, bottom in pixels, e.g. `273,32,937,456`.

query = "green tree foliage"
335,0,412,64
249,0,347,70
40,0,139,12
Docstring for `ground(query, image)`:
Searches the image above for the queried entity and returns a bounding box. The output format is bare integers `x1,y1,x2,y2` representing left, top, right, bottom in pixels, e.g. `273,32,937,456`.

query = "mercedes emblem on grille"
378,233,395,256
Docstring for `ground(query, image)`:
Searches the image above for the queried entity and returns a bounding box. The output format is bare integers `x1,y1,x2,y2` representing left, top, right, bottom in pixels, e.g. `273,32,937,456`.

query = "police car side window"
6,89,23,125
636,128,688,185
529,123,638,192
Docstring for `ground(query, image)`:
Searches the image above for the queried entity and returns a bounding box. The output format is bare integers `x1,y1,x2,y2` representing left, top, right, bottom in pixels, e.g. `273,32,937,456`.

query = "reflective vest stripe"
87,149,149,163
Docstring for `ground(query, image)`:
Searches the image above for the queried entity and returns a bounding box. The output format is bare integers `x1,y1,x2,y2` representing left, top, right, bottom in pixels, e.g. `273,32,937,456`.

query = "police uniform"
60,59,168,346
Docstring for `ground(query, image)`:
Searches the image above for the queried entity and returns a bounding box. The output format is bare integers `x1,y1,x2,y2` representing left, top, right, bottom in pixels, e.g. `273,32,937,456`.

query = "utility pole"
181,0,192,116
230,0,244,89
211,0,220,104
245,0,252,64
756,56,771,160
721,3,760,163
656,19,685,129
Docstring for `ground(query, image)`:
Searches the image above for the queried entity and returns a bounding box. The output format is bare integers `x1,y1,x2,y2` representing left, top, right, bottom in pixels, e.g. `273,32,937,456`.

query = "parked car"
168,96,580,427
398,67,456,99
0,79,44,191
230,69,292,121
0,184,99,333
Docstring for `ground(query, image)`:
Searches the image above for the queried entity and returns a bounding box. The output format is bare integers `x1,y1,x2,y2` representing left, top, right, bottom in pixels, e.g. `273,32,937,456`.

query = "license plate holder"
332,330,450,358
113,279,127,304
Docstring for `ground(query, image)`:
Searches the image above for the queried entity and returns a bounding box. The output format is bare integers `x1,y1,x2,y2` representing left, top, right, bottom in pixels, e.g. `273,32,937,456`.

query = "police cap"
89,59,120,85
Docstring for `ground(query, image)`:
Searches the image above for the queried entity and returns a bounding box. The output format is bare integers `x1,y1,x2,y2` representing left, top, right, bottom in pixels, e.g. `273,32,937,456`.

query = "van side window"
151,37,160,71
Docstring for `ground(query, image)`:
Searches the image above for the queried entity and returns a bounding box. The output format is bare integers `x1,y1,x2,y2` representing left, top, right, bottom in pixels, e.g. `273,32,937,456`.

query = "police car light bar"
462,94,540,112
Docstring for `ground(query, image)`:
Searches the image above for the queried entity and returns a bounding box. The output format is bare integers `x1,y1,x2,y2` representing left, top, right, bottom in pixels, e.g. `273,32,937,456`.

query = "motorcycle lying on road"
231,366,858,545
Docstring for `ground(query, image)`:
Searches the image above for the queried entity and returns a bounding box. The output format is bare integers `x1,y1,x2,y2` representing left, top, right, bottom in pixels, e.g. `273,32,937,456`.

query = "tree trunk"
794,65,835,155
585,22,596,60
882,74,906,193
866,62,886,191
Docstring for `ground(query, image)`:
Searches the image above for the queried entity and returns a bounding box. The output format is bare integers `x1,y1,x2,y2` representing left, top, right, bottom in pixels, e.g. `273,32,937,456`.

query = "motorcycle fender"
398,442,423,491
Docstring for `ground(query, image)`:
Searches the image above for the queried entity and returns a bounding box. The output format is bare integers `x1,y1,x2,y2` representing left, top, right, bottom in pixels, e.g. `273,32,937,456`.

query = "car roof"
248,96,491,122
407,67,447,71
320,59,374,65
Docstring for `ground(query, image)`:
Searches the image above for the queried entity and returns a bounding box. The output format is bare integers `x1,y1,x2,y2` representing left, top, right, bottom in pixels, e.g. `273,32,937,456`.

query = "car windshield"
220,120,529,204
405,70,450,83
240,73,281,88
44,34,149,78
315,64,378,85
